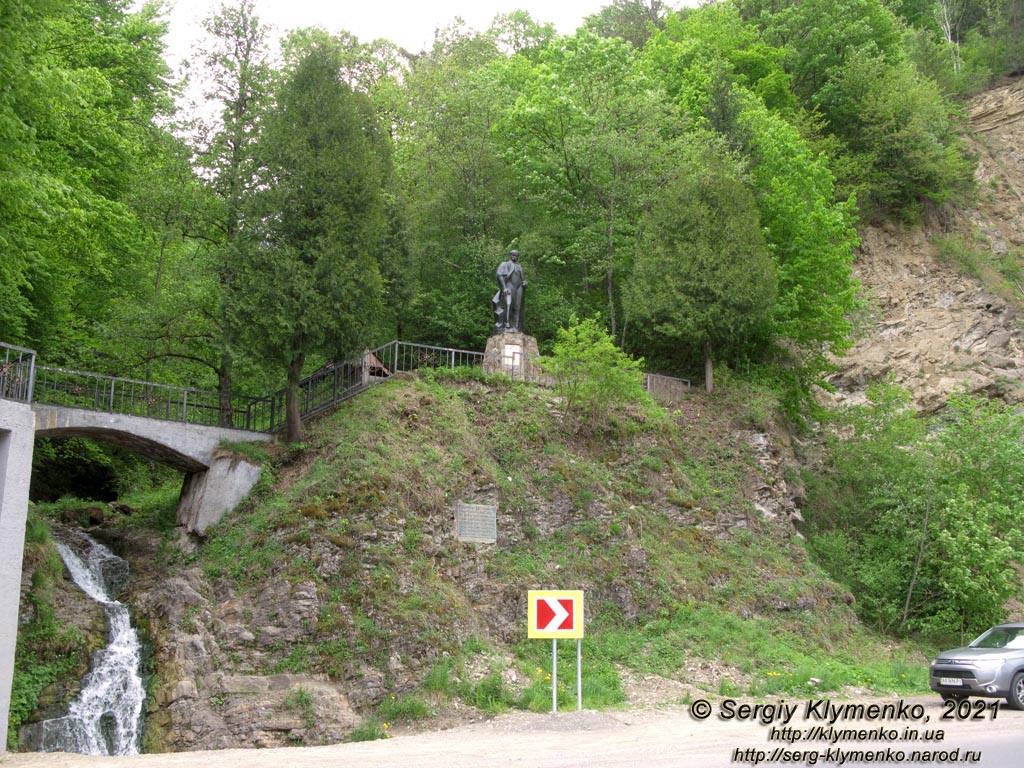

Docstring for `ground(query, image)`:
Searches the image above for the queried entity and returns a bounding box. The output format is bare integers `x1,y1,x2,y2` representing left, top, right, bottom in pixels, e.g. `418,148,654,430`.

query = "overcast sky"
154,0,638,67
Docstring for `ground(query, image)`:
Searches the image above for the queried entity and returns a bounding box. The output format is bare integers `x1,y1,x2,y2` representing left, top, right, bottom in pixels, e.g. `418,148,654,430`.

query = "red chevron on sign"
537,597,574,632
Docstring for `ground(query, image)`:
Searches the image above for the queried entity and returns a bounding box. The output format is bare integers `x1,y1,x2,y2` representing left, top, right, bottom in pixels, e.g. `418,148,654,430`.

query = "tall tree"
190,0,274,419
584,0,669,49
391,23,520,348
642,15,860,401
737,0,972,218
625,141,777,392
0,0,171,355
501,30,686,341
229,39,391,442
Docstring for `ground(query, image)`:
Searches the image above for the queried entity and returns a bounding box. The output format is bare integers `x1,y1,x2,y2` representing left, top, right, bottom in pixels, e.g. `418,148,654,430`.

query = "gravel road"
2,696,1019,768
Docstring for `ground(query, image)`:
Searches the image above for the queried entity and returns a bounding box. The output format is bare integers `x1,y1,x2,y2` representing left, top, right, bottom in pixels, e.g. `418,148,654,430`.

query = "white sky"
155,1,632,67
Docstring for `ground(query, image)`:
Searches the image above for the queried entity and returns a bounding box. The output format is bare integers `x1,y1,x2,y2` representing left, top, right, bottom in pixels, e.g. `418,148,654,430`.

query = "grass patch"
349,719,390,742
282,686,316,728
376,694,434,722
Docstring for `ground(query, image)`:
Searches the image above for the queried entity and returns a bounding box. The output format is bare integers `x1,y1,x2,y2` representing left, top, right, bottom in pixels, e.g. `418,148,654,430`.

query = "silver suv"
929,622,1024,709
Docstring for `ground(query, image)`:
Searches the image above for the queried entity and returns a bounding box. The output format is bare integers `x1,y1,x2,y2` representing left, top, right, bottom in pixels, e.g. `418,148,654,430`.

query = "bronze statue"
493,250,527,333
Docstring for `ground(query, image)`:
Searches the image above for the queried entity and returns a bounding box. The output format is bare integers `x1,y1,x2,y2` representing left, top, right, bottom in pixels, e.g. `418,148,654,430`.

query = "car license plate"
940,677,963,686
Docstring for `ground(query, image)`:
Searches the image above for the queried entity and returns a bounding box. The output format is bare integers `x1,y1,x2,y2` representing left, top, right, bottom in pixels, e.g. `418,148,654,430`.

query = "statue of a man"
492,250,527,333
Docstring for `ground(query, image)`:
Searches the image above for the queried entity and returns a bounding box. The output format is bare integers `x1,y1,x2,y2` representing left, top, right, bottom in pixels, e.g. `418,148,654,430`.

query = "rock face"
129,562,358,751
824,76,1024,411
824,224,1024,411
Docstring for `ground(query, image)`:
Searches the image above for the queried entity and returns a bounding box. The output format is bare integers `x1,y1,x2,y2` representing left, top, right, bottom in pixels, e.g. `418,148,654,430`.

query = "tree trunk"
606,183,617,338
900,494,931,633
218,349,234,428
284,352,306,443
704,339,714,394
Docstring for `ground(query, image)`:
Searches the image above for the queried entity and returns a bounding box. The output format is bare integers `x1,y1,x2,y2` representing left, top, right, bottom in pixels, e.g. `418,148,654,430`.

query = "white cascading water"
33,533,145,755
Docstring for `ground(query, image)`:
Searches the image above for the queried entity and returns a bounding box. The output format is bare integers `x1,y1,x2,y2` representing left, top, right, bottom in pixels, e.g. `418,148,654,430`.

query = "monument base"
483,332,541,382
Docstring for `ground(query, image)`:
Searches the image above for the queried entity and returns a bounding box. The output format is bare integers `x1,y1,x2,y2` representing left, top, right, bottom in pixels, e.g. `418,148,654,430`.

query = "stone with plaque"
482,331,540,382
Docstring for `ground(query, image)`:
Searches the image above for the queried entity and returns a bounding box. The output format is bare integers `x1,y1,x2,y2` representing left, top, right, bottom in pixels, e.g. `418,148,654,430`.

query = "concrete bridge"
31,402,271,530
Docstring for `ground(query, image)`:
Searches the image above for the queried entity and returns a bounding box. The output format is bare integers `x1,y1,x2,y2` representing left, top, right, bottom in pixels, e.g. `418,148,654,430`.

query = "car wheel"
1006,672,1024,710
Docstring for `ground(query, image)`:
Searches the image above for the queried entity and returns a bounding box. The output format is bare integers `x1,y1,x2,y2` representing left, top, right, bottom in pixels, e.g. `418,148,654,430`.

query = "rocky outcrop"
825,76,1024,411
824,224,1024,411
128,553,357,751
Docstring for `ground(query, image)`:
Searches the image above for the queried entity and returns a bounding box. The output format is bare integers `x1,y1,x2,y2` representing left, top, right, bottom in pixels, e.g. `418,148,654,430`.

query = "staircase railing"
260,341,486,433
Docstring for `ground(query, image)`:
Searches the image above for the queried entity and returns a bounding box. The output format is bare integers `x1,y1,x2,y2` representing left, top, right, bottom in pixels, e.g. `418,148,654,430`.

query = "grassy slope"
188,369,931,721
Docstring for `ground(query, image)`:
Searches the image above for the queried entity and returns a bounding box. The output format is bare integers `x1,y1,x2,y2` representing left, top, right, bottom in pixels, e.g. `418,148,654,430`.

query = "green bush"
538,315,656,434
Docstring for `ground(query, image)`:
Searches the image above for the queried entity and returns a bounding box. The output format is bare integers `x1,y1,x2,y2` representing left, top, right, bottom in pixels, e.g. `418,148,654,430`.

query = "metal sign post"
552,639,558,713
527,590,584,714
577,638,582,712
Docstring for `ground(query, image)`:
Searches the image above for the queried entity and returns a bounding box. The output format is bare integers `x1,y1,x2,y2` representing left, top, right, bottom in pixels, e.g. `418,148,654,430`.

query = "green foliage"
282,686,316,728
498,28,689,337
739,0,973,219
0,0,173,357
229,37,392,440
349,718,390,742
824,53,974,218
625,139,777,386
389,25,520,350
642,21,860,404
376,694,434,722
538,316,654,433
804,387,1024,640
584,0,669,49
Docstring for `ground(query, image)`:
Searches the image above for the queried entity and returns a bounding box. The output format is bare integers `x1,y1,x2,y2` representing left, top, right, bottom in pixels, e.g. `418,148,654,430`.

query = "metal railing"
262,341,486,432
0,342,36,404
32,365,271,432
373,340,484,376
4,337,689,433
643,372,692,401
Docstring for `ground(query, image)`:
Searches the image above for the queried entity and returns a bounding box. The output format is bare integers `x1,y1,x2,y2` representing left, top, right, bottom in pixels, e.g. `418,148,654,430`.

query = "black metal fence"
0,342,36,404
261,341,487,432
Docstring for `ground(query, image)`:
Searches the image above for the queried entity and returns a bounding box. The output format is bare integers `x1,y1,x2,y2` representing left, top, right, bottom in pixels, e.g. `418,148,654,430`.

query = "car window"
1007,633,1024,649
972,628,1016,648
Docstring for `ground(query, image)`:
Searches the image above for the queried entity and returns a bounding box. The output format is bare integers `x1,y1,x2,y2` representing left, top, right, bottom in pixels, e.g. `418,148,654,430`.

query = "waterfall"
30,531,145,755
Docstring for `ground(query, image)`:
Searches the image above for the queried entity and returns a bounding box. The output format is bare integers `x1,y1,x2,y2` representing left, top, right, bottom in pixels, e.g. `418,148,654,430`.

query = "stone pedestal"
483,332,541,382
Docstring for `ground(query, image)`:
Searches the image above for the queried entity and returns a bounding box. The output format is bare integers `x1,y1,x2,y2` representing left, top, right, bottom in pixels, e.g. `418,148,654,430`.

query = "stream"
27,530,145,755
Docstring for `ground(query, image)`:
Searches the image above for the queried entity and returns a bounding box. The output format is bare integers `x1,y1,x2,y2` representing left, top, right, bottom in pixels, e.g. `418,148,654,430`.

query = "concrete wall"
178,451,264,534
0,400,35,754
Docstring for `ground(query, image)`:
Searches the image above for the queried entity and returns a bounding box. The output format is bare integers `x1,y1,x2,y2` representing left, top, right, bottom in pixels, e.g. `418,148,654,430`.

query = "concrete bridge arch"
30,403,272,532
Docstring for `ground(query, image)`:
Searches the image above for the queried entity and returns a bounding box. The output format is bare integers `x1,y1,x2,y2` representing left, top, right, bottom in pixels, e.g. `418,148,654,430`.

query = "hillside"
13,370,934,752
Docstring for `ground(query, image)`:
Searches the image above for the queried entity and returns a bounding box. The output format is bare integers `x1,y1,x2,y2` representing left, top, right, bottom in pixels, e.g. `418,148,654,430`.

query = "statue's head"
509,249,520,262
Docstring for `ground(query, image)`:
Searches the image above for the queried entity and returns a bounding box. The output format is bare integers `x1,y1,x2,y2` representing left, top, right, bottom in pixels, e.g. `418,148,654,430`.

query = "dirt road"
1,696,1019,768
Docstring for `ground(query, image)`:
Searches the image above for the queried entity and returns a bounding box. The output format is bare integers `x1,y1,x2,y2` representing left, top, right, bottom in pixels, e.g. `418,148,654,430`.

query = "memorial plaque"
502,343,523,377
456,502,497,543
